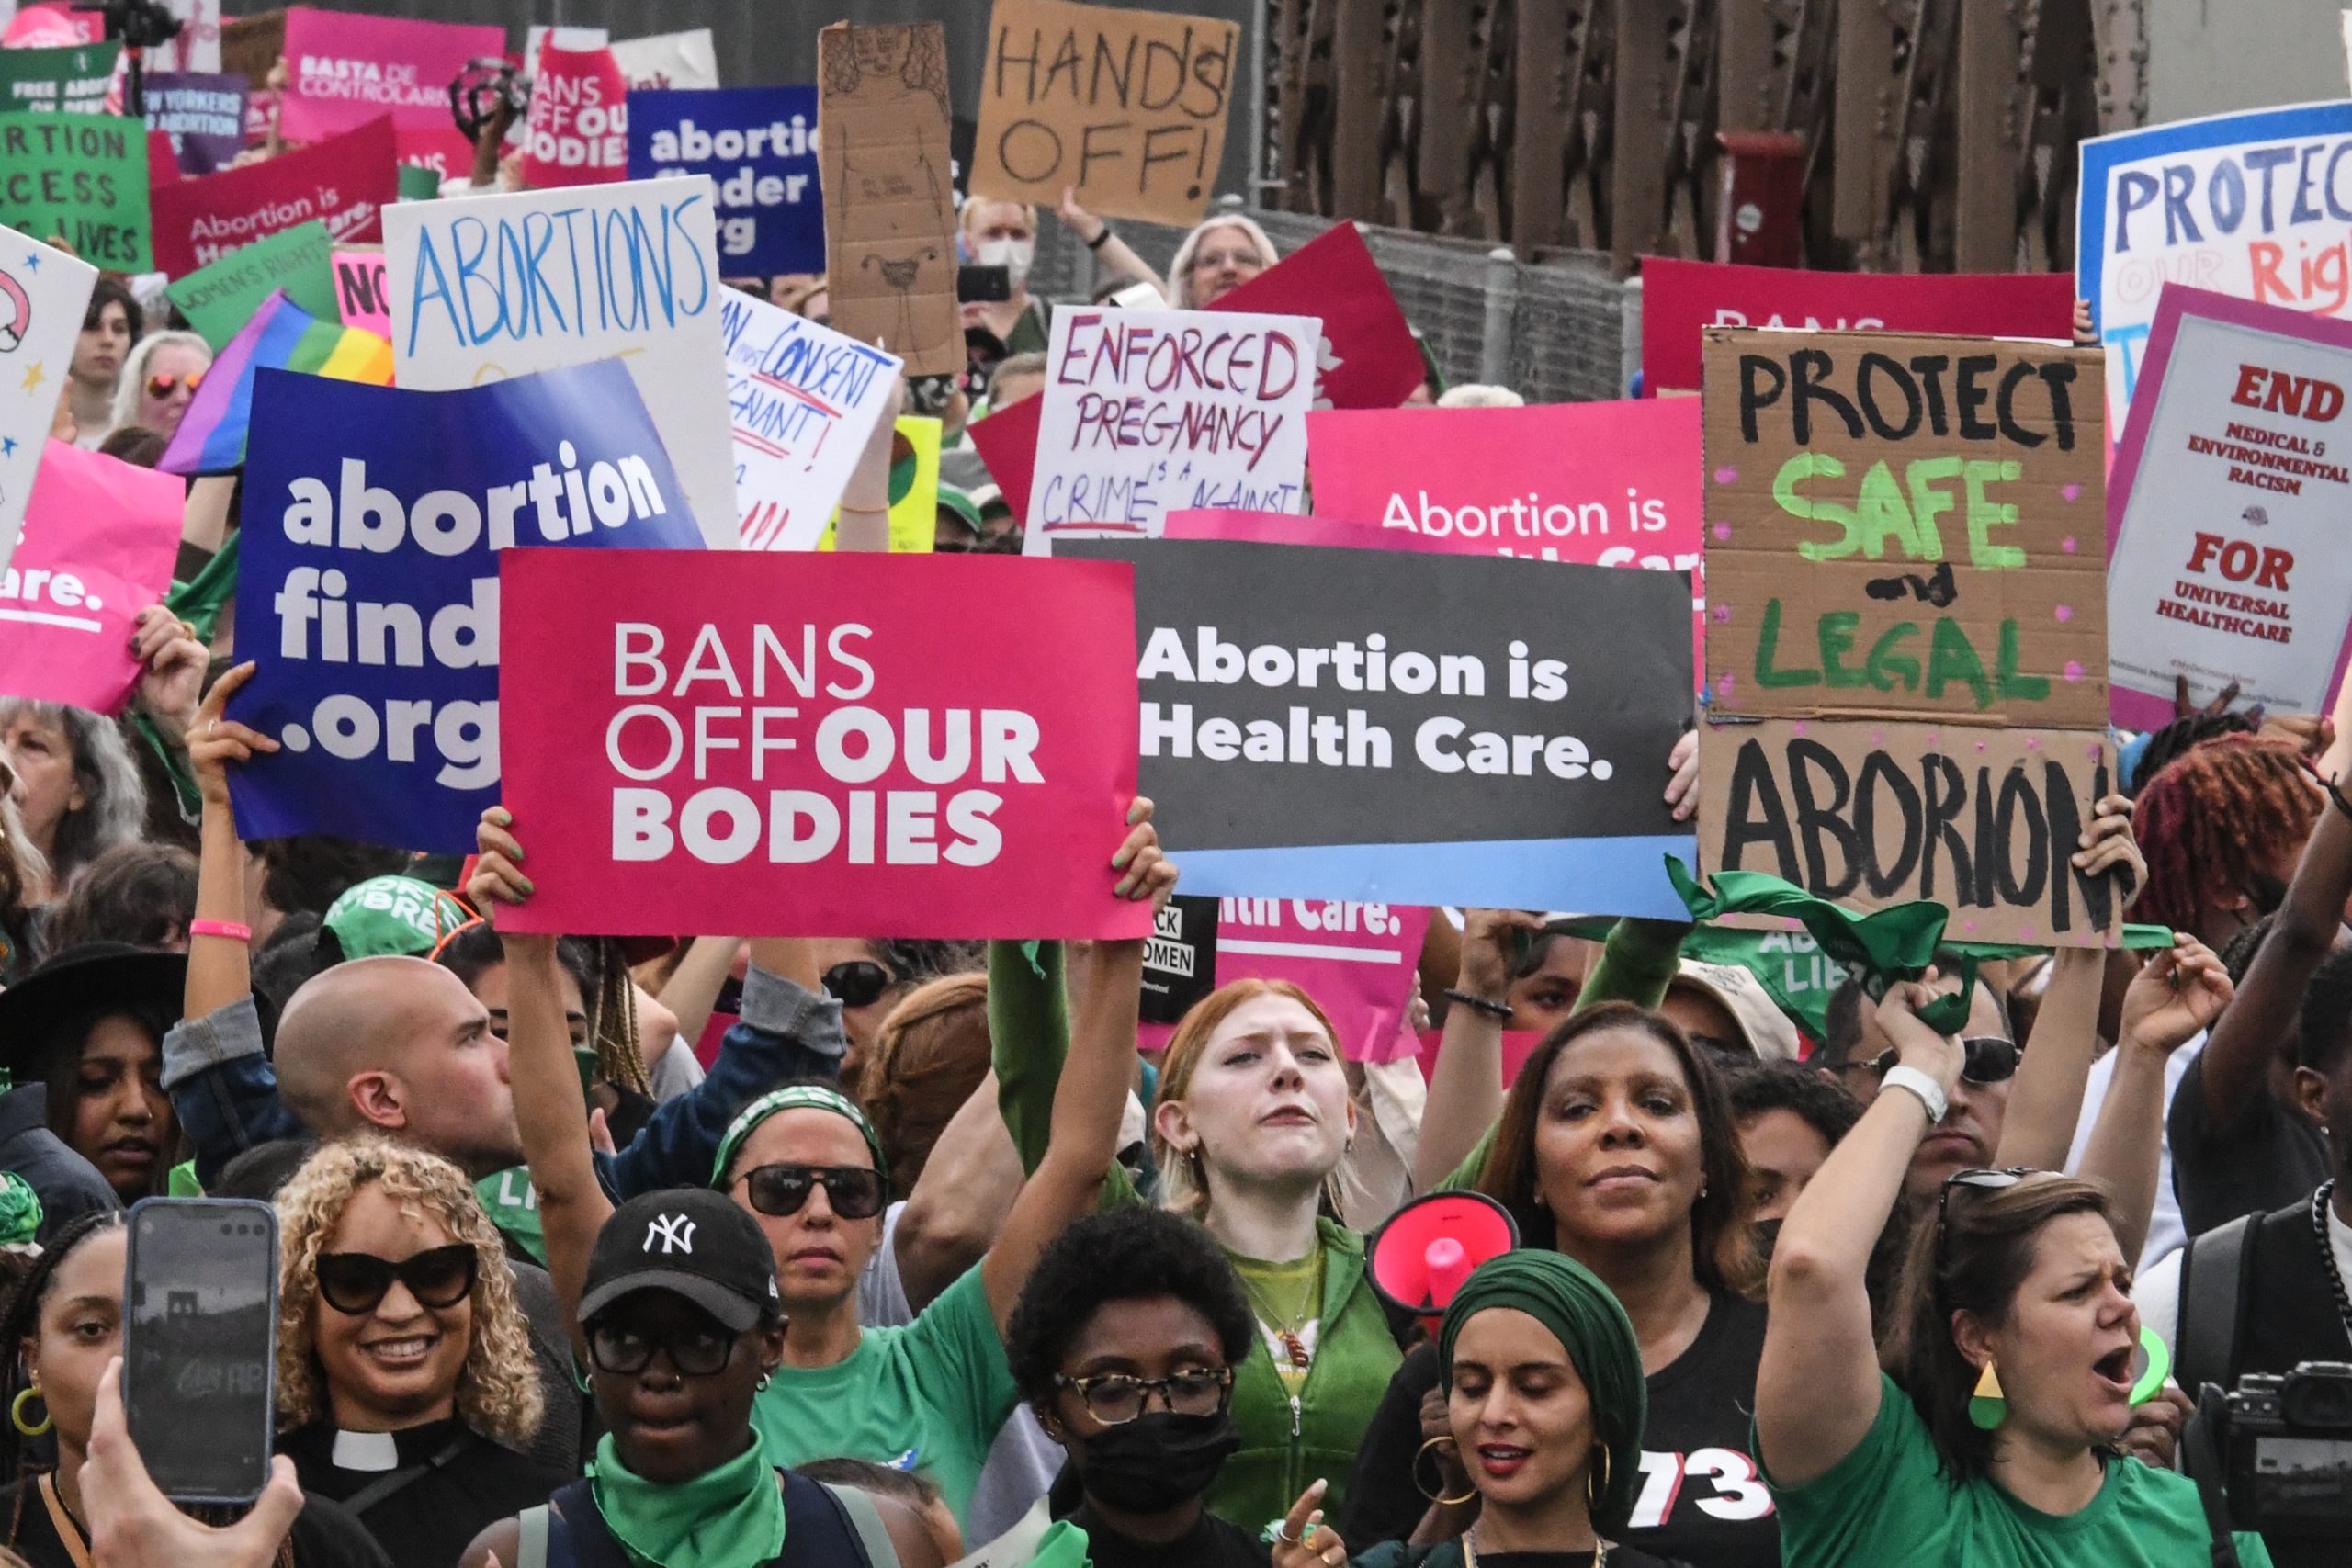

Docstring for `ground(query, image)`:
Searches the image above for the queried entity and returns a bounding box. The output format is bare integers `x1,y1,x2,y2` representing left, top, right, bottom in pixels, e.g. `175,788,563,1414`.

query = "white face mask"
975,236,1035,289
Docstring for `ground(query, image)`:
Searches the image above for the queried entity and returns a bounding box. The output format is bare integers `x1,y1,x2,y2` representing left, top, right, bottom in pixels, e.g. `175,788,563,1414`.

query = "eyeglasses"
585,1318,737,1378
1868,1036,2021,1087
1192,248,1261,273
145,370,203,399
736,1163,888,1221
821,960,895,1009
1054,1367,1233,1425
315,1244,479,1315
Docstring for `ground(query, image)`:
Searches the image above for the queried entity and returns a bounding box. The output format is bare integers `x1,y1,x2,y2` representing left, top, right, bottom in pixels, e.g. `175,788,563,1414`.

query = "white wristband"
1880,1064,1949,1126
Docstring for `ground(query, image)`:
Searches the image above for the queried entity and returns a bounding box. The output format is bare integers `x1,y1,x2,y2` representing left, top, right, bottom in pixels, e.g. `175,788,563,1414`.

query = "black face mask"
1075,1412,1242,1515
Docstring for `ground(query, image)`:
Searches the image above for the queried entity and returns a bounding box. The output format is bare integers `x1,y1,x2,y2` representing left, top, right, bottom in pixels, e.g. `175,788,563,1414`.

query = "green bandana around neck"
586,1431,784,1568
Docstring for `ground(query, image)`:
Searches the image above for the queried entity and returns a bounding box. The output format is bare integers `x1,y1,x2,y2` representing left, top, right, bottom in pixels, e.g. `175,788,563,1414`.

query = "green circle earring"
10,1386,50,1438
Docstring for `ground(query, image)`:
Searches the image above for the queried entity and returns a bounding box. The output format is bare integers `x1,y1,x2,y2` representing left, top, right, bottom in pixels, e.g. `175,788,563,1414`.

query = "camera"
2195,1363,2352,1544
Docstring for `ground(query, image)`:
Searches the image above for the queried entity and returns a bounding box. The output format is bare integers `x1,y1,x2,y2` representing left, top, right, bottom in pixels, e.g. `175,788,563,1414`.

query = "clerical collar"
332,1429,401,1472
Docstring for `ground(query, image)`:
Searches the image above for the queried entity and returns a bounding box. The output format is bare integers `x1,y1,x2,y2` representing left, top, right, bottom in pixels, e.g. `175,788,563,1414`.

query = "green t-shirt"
1769,1372,2272,1568
749,1261,1018,1529
1227,1247,1324,1397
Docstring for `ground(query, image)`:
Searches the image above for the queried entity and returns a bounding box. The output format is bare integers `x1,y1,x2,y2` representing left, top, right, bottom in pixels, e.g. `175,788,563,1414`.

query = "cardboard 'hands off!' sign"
818,22,960,377
972,0,1239,227
1696,328,2120,945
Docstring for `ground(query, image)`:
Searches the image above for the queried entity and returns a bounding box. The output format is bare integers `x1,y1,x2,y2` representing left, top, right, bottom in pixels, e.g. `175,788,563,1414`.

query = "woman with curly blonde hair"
274,1138,570,1568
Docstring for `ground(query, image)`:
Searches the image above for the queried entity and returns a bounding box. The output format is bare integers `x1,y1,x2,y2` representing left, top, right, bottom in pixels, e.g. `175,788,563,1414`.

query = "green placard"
165,219,340,350
0,41,121,115
396,164,443,201
1679,925,1853,1041
0,111,149,272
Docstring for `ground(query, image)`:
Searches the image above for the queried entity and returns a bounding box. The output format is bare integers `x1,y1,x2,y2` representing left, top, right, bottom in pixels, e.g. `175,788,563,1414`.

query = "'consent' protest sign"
495,549,1148,941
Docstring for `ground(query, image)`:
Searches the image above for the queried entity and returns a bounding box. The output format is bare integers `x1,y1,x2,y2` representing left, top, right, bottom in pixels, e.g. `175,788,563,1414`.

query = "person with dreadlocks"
2130,734,2333,1239
0,1213,390,1568
2130,734,2318,951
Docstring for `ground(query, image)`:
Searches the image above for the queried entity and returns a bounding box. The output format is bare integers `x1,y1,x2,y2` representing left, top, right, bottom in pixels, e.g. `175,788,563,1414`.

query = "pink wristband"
190,919,252,942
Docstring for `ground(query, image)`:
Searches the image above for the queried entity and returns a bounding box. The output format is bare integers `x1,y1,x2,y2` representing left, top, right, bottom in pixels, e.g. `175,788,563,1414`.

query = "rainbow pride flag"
159,290,393,476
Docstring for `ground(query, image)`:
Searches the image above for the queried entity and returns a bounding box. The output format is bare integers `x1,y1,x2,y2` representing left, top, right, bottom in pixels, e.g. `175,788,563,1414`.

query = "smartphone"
957,263,1012,302
124,1198,279,1505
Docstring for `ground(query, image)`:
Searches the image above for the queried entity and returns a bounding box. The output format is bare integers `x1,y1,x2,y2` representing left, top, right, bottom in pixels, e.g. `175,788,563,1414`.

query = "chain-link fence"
1025,200,1636,405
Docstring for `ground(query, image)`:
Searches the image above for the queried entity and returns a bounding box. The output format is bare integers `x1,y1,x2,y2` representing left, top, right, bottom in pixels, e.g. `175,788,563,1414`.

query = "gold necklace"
1237,1259,1319,1372
1463,1523,1611,1568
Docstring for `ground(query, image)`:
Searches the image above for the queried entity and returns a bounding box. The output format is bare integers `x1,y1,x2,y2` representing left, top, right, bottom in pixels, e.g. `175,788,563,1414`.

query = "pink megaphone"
1367,1190,1519,1327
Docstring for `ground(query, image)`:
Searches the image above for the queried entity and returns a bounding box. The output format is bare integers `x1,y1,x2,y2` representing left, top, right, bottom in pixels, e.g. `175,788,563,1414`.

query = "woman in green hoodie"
994,958,1392,1536
991,913,1688,1538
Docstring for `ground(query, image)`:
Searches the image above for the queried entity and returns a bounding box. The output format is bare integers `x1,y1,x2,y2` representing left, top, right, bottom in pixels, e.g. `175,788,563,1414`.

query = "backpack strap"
2177,1212,2256,1398
339,1433,471,1517
516,1506,552,1568
817,1483,900,1568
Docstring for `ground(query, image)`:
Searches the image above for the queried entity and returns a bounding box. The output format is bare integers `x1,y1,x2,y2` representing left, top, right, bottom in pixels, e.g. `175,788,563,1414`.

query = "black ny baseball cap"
577,1189,780,1334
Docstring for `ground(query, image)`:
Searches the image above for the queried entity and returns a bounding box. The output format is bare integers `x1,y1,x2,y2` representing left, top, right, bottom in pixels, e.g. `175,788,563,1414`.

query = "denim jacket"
161,964,845,1193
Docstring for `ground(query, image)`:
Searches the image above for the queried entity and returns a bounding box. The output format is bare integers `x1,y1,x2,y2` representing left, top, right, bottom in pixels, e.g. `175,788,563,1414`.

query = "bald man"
269,956,526,1174
163,933,850,1201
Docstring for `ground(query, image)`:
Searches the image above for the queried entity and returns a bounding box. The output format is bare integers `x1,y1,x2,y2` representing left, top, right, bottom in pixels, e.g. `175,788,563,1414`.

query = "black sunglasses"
821,960,895,1009
1869,1036,2021,1087
1934,1167,2033,1260
737,1162,888,1221
586,1318,737,1379
315,1244,479,1315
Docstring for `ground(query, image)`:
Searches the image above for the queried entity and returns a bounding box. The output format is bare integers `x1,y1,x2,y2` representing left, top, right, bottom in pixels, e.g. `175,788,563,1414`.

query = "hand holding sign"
188,661,280,811
2067,792,2143,894
128,602,209,742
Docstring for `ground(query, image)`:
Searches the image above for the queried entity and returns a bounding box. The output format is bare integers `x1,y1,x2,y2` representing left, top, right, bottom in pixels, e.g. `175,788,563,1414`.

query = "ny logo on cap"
645,1214,696,1255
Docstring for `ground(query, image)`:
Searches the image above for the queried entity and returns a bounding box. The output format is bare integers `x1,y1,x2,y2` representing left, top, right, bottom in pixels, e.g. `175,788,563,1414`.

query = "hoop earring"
756,1372,773,1393
1586,1444,1611,1507
1412,1436,1478,1506
10,1388,49,1438
1969,1361,2007,1431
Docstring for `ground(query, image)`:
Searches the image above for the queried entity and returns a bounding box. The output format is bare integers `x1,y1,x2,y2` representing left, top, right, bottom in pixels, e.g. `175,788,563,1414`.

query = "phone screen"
124,1199,279,1504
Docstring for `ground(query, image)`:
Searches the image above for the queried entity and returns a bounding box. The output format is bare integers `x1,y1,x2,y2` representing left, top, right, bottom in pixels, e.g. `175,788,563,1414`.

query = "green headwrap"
0,1173,40,1247
1437,1252,1646,1538
712,1085,888,1187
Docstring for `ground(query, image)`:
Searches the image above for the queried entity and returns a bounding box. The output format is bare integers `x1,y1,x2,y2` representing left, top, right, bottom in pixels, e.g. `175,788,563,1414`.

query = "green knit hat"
323,875,474,959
